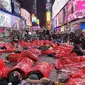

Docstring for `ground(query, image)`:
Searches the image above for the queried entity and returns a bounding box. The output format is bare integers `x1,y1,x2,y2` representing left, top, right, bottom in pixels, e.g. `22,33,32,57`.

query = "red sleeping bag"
27,62,52,78
29,47,41,55
66,78,85,85
54,45,74,58
54,50,67,58
22,50,38,61
8,50,38,62
66,69,85,85
0,59,8,78
0,43,15,53
8,52,24,62
43,40,51,45
54,56,85,69
19,41,29,48
41,49,54,55
9,58,34,77
33,40,43,47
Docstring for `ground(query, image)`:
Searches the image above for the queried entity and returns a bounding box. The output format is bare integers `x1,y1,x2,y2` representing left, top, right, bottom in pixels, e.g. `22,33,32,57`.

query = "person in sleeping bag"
0,46,7,50
8,71,22,85
39,43,49,51
72,44,83,56
21,77,53,85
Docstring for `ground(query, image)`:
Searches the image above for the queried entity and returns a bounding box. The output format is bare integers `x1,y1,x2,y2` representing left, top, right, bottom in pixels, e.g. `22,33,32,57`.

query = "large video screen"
21,8,30,25
11,15,20,29
13,0,20,14
57,10,64,27
0,0,12,12
67,0,85,22
0,11,11,28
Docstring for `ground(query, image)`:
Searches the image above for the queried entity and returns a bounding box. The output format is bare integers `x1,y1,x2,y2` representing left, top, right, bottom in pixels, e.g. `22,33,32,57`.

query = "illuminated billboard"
21,8,31,25
0,11,11,28
52,0,69,19
12,0,21,14
68,0,85,22
46,11,51,29
46,12,51,21
0,0,12,12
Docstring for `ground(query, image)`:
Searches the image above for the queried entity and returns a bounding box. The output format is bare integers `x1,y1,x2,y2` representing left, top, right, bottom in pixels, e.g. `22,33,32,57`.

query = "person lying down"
21,71,53,85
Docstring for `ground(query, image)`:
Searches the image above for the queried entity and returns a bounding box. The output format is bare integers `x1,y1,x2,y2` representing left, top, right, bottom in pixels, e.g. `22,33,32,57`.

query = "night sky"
17,0,55,27
37,0,46,27
17,0,46,27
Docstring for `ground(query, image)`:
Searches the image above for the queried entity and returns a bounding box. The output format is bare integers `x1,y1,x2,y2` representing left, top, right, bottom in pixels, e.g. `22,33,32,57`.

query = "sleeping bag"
0,43,15,53
7,50,38,62
27,62,52,78
9,58,34,78
0,59,8,78
22,50,38,61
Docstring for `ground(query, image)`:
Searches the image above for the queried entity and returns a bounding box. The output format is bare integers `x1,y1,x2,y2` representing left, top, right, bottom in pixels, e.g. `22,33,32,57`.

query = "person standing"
81,31,85,50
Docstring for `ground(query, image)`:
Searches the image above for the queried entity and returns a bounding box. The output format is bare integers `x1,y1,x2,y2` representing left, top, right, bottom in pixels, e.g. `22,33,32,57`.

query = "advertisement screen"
57,10,64,26
0,0,12,12
52,0,69,18
64,5,68,23
59,10,64,25
76,1,85,10
74,0,85,19
67,0,74,22
21,8,30,25
81,23,85,30
13,0,20,14
0,11,11,28
11,15,20,29
11,15,16,29
67,0,85,22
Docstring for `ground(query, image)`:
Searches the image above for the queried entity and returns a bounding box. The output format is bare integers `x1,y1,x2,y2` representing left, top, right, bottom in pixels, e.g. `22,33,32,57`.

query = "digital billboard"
0,11,11,28
0,0,12,12
52,0,69,18
68,0,85,22
56,10,64,27
13,0,20,14
21,8,31,25
11,15,20,29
